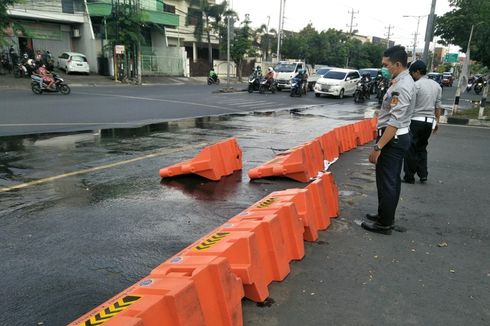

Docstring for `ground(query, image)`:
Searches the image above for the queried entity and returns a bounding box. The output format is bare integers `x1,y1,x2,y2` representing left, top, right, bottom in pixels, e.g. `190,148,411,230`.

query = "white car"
314,68,361,98
57,52,90,74
307,67,335,90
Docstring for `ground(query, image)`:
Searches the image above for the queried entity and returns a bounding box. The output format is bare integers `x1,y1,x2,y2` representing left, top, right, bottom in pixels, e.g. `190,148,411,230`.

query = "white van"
274,61,311,91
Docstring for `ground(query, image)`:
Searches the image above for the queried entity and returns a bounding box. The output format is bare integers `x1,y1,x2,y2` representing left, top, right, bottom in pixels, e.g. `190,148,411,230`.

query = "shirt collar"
393,69,409,82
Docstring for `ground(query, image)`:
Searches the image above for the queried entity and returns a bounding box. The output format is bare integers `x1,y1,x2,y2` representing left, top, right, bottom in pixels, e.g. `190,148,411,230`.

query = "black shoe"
402,176,415,184
420,177,427,183
361,221,392,235
365,213,379,222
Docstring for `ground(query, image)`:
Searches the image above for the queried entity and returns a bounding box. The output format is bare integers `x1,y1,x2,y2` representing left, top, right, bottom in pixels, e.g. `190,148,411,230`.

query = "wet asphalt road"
0,102,369,325
1,83,488,325
0,84,348,137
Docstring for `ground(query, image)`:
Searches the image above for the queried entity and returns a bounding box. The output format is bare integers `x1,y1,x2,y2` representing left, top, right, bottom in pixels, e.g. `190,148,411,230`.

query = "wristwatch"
374,144,382,151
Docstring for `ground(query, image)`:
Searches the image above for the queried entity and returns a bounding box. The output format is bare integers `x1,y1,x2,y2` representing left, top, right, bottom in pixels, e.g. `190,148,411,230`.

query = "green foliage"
106,3,146,49
0,0,18,44
435,0,490,67
280,25,384,68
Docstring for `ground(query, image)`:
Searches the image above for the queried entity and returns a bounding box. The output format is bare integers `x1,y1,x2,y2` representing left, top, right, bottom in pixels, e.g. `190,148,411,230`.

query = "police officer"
362,45,415,235
403,60,442,184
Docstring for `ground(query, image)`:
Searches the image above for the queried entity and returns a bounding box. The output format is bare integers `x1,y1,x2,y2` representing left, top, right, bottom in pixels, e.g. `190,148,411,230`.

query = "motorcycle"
376,78,389,105
14,62,28,78
248,73,261,93
207,76,220,85
354,77,371,103
290,77,303,97
259,79,276,94
31,72,71,95
474,80,485,95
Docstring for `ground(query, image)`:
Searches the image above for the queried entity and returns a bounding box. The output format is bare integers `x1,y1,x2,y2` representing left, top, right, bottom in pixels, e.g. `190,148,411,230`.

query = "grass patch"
453,104,490,120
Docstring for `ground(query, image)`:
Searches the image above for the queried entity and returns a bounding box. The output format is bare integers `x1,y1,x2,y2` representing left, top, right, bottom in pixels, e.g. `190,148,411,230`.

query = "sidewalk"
243,123,490,325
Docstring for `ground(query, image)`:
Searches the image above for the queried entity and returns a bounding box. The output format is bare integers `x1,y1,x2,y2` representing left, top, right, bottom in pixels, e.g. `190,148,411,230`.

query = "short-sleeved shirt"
413,76,442,118
378,69,415,129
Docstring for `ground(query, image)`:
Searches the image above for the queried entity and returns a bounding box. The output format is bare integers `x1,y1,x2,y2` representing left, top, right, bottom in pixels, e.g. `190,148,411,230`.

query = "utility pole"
227,13,231,88
266,15,270,61
345,8,358,68
403,15,426,61
423,0,437,63
276,0,283,62
384,25,394,49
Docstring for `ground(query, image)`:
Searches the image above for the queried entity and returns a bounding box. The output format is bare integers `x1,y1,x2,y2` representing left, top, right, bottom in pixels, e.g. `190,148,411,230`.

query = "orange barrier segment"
70,256,242,326
305,172,339,227
354,120,374,145
248,145,314,182
224,212,291,282
245,197,305,261
316,130,340,163
159,137,242,181
177,230,270,302
151,255,244,326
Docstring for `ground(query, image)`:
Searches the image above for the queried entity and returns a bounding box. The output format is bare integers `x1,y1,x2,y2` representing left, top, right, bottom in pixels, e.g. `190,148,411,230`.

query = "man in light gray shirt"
403,60,442,184
362,45,415,235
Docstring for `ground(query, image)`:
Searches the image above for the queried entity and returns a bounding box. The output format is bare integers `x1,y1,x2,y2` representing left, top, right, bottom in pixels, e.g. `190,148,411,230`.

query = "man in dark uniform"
403,60,442,184
362,45,415,235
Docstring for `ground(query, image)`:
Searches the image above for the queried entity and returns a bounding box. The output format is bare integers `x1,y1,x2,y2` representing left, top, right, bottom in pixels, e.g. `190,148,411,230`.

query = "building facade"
4,0,221,76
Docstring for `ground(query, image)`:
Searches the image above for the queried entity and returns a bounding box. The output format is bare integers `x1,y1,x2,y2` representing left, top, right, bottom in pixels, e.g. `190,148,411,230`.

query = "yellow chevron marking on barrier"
256,197,276,208
83,295,141,326
193,232,230,251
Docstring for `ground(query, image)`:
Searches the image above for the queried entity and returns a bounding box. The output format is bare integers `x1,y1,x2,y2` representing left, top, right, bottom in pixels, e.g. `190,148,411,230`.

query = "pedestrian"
403,60,442,184
362,45,415,235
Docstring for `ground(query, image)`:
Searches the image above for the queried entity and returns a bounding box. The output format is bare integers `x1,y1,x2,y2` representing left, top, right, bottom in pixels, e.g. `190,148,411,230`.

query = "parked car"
57,52,90,74
427,72,443,87
314,68,361,98
307,67,334,91
442,72,454,87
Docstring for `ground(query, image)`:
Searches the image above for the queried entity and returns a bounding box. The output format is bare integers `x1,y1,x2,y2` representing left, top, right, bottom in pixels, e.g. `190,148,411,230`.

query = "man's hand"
433,124,439,134
369,149,381,164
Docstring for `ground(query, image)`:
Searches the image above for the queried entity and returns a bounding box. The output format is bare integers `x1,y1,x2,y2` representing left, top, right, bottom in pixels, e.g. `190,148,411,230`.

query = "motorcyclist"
209,68,218,83
265,67,274,86
253,65,263,78
35,64,55,89
293,69,307,93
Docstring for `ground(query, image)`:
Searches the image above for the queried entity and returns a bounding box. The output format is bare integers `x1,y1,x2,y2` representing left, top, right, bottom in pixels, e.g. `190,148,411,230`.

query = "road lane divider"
159,138,242,181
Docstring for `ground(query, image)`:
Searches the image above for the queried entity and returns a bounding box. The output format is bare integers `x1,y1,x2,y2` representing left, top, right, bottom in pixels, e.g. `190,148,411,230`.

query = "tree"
435,0,490,67
187,0,230,67
230,15,254,81
0,0,18,45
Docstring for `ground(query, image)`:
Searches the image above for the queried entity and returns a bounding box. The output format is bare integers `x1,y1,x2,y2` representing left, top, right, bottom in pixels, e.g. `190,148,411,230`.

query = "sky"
229,0,455,52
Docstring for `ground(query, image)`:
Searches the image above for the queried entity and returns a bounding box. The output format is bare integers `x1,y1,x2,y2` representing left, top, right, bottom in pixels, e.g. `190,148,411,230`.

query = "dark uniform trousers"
403,120,433,180
376,133,411,226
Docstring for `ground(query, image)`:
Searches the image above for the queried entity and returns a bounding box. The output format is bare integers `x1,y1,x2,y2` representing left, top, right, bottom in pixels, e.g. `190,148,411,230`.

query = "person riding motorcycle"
34,64,55,89
265,67,275,87
293,69,307,93
209,68,218,83
253,65,263,79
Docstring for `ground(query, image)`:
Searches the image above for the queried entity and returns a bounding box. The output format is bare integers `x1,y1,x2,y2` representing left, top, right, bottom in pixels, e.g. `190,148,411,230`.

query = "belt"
412,116,434,123
377,127,409,137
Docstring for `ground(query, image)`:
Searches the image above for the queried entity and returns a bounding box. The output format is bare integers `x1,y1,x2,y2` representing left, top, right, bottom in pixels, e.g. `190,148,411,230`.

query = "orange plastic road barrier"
69,256,242,326
224,212,291,282
316,130,340,163
354,119,375,145
151,256,244,326
159,137,242,181
306,172,339,227
248,189,321,242
333,125,356,153
177,230,270,302
245,196,305,260
248,145,314,182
